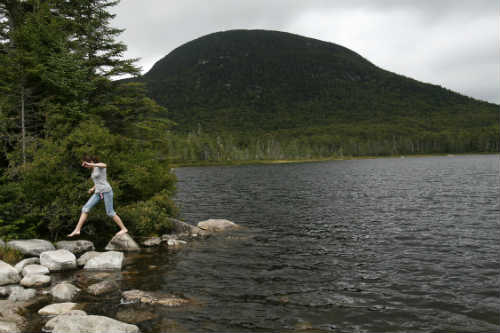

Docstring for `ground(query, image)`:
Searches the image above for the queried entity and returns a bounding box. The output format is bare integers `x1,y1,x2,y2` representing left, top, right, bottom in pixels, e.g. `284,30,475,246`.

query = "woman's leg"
68,194,99,237
103,191,128,235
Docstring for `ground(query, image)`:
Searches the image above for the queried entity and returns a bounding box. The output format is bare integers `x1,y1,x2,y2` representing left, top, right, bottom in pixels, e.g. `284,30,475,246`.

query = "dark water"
84,155,499,332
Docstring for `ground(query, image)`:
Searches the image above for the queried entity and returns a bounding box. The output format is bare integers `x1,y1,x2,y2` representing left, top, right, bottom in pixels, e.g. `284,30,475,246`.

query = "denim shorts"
81,190,116,217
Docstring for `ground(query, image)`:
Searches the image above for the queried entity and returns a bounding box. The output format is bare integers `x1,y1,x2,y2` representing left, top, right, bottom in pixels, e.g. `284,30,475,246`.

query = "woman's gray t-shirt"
91,167,112,193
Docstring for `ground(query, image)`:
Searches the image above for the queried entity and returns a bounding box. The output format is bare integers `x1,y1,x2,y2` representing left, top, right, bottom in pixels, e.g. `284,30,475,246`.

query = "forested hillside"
0,0,176,241
131,29,499,162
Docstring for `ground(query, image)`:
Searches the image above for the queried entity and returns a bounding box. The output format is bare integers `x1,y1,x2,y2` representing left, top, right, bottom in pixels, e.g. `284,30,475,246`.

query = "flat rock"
50,314,139,333
122,289,190,307
6,239,55,256
50,282,80,302
105,233,140,252
86,280,119,296
40,249,77,271
0,261,20,286
22,264,49,276
84,251,124,271
77,251,102,266
44,310,87,332
14,258,39,274
20,274,50,288
142,237,161,247
38,302,78,316
55,240,95,255
8,287,36,301
197,219,239,232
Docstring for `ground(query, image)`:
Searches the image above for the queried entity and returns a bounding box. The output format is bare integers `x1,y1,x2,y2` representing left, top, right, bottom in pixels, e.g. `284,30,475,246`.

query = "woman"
68,155,128,237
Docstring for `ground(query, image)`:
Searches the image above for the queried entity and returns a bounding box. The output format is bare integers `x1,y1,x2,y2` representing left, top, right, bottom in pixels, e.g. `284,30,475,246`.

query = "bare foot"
67,230,80,237
116,229,128,236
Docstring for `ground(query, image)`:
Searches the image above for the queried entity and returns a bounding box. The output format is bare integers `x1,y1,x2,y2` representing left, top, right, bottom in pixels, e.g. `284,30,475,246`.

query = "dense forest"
0,0,176,241
129,29,499,163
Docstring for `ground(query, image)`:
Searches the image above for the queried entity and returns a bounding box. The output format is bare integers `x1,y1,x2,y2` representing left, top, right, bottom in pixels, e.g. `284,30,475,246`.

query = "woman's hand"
88,187,95,194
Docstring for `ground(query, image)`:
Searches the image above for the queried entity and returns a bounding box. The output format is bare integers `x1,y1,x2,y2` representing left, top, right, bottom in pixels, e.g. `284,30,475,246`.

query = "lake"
92,155,499,332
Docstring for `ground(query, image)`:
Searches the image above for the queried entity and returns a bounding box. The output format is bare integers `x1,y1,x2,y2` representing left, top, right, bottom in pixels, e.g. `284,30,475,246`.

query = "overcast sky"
111,0,499,104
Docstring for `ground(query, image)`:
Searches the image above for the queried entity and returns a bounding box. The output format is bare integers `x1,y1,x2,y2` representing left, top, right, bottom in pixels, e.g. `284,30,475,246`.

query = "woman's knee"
107,210,117,218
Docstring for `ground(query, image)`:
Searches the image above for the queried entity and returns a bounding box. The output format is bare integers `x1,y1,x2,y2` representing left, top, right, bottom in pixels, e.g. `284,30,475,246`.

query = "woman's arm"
84,162,107,168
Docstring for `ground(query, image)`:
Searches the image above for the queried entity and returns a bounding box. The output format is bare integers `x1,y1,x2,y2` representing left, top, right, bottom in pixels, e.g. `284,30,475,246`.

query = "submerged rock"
48,314,139,333
20,274,50,288
115,308,157,324
197,219,239,232
86,279,119,296
84,251,124,271
0,261,21,286
38,302,79,316
14,258,40,274
40,249,77,271
55,240,95,255
77,251,102,266
105,233,140,252
121,289,190,307
22,264,49,277
50,282,81,302
6,239,55,256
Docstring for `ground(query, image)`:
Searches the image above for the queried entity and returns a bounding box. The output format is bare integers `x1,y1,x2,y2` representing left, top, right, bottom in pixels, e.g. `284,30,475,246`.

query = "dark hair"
82,155,99,163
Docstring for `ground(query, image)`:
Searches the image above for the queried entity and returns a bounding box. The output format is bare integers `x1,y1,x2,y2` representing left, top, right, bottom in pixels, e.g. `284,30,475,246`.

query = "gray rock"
14,257,39,274
50,314,139,333
20,274,50,288
40,249,77,271
84,251,124,271
22,264,49,276
86,280,119,296
122,289,190,306
197,219,239,232
0,320,21,333
167,239,187,248
105,233,140,252
0,285,23,298
0,261,21,286
50,282,80,302
38,302,78,316
44,310,87,332
142,237,161,247
6,239,55,256
8,287,36,301
55,240,95,255
168,218,208,236
77,251,102,266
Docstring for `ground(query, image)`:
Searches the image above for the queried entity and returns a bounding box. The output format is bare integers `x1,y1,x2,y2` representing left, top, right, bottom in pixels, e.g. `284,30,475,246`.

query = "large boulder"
168,218,209,237
44,310,87,332
6,239,55,256
20,274,50,288
22,264,49,277
14,258,39,274
38,302,79,316
105,233,140,252
77,251,102,266
8,287,36,301
197,219,239,232
40,249,77,271
0,261,20,286
49,314,139,333
50,282,80,302
55,240,95,255
84,251,124,271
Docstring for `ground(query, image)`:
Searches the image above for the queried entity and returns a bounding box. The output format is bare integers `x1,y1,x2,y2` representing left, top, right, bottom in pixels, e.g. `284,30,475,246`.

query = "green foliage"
0,246,24,265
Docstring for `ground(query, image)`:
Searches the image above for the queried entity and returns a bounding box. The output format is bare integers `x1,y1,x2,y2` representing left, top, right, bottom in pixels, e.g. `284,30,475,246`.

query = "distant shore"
170,152,498,168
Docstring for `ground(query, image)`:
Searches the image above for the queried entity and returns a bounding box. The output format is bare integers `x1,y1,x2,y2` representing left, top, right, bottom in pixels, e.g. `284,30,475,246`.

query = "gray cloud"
111,0,499,103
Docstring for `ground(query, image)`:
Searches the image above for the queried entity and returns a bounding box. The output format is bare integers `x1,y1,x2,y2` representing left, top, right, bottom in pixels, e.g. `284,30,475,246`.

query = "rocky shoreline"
0,218,240,333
